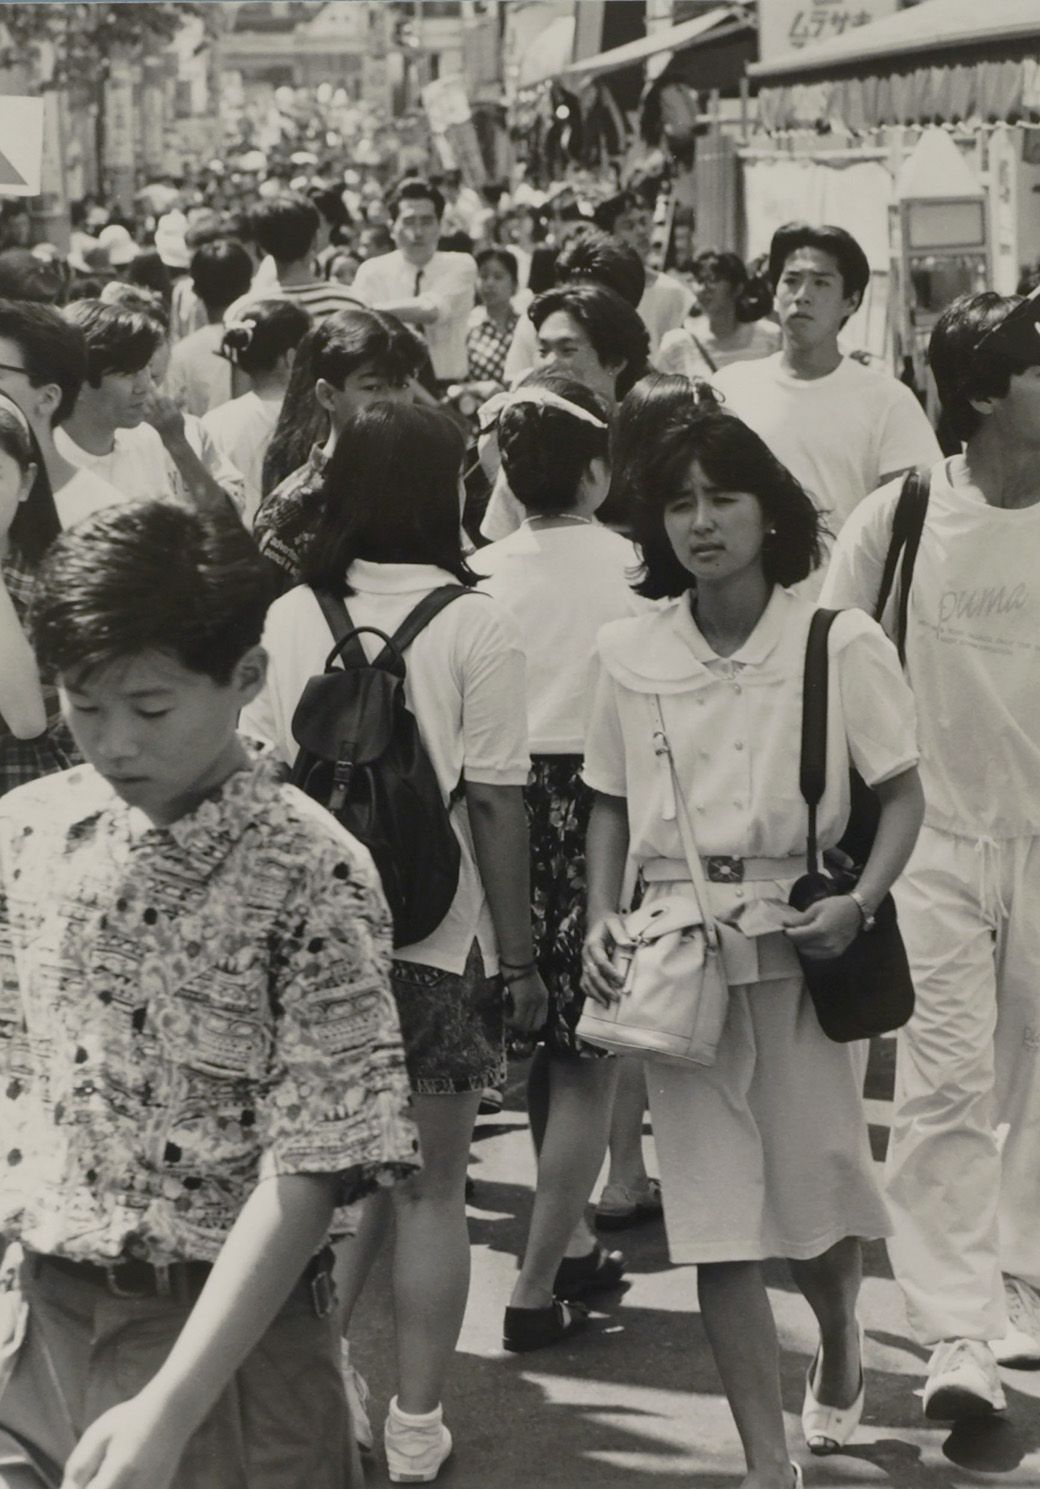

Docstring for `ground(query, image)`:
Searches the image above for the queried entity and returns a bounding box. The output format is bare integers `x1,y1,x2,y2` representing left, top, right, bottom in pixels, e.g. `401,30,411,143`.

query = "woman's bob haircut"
301,401,477,595
631,408,825,599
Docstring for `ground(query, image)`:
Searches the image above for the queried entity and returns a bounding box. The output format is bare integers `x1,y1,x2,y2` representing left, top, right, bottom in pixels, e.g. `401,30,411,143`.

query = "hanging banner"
759,0,898,62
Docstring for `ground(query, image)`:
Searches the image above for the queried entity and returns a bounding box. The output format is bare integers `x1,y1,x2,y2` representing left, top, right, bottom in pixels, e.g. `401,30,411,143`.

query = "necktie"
414,269,424,296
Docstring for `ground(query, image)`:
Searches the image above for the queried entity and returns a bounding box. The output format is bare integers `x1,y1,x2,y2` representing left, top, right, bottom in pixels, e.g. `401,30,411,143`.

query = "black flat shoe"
553,1244,626,1301
503,1298,590,1353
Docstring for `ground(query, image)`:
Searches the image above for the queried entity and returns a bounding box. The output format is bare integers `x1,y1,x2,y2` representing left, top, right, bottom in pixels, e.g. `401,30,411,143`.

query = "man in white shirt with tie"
352,178,476,386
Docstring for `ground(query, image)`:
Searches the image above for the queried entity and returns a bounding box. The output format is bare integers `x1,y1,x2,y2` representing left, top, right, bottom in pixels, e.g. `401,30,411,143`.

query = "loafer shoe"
503,1297,589,1353
553,1243,626,1301
923,1338,1006,1421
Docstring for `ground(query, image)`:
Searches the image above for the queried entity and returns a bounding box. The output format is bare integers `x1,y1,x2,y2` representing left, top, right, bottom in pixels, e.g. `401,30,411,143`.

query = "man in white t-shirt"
57,300,238,523
593,190,695,356
715,223,940,535
352,179,476,384
0,299,122,528
822,288,1040,1423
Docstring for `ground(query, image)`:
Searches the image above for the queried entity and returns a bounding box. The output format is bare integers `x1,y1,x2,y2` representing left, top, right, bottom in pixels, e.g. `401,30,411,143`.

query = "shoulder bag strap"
689,333,718,375
650,696,718,953
799,609,842,875
374,585,475,668
311,586,370,672
874,466,930,666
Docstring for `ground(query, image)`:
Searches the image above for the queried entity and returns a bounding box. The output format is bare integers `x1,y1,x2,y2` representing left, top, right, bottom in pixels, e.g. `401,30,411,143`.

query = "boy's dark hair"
0,249,64,304
250,192,321,264
475,246,518,285
929,290,1032,443
190,240,254,315
768,221,871,304
31,502,275,685
359,223,394,257
62,300,163,386
554,225,645,308
497,377,609,516
389,177,445,222
221,298,312,378
0,299,87,425
631,409,824,598
529,282,650,399
301,402,476,594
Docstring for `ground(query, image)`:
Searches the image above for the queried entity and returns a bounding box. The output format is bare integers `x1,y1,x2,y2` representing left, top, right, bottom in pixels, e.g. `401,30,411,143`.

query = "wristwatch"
848,888,876,932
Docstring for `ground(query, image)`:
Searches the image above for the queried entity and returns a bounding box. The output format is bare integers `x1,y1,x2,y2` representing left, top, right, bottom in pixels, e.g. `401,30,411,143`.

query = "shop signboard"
759,0,897,61
0,96,44,196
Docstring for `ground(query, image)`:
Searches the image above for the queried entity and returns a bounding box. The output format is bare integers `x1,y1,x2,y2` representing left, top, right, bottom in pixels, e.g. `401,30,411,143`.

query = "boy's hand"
140,386,187,447
61,1390,190,1489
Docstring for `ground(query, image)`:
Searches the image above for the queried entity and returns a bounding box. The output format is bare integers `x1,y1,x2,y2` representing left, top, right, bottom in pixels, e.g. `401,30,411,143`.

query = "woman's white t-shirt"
201,390,283,525
477,522,644,753
241,560,530,974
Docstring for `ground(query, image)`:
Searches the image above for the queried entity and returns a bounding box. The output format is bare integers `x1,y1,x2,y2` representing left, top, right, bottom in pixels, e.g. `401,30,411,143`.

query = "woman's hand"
582,914,629,1007
505,968,549,1035
784,895,863,960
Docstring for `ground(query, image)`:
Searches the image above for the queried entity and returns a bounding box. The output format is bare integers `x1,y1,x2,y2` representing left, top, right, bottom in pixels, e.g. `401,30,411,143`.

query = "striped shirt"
226,279,364,328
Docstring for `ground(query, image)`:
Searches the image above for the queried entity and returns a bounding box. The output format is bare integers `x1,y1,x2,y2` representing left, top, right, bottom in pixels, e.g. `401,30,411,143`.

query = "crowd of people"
0,159,1037,1489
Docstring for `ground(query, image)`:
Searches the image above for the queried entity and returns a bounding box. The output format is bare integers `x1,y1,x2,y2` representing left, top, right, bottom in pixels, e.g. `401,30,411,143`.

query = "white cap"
154,212,190,269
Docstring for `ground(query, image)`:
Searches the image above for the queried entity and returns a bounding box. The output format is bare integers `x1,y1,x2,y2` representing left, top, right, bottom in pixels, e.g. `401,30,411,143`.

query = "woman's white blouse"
583,587,918,868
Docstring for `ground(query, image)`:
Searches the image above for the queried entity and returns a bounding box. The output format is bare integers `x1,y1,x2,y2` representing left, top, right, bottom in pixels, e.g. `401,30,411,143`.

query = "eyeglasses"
0,361,29,376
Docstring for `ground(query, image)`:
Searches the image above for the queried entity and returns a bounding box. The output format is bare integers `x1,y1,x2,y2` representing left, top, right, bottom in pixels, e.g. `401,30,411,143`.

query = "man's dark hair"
190,240,254,316
554,225,645,308
631,409,825,598
250,192,321,264
529,282,650,398
497,376,608,516
0,249,64,305
389,177,445,223
929,290,1033,443
592,190,649,237
62,300,163,387
302,402,475,594
768,222,871,305
31,502,275,686
359,223,393,258
0,298,87,425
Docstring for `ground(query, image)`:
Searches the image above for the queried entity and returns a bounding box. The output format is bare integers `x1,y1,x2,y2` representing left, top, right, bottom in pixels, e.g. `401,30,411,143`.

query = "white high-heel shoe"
790,1463,804,1488
801,1323,865,1455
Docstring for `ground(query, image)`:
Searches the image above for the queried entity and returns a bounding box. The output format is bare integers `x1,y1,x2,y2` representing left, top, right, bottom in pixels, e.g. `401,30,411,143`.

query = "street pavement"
353,1040,1040,1488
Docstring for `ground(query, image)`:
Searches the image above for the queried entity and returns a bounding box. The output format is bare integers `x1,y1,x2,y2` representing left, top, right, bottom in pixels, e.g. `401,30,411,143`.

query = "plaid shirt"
252,443,330,588
0,547,81,798
0,745,419,1263
466,310,518,387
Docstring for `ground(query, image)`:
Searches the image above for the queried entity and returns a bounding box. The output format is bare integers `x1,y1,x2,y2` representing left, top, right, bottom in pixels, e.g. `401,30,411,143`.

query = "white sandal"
801,1322,865,1455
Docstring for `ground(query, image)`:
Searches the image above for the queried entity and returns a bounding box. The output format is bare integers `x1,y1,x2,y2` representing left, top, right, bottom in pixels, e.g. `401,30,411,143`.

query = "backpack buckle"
329,745,355,812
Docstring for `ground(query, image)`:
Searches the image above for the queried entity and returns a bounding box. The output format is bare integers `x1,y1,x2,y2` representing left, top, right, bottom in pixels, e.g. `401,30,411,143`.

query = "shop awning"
516,14,576,91
750,0,1040,82
562,6,750,81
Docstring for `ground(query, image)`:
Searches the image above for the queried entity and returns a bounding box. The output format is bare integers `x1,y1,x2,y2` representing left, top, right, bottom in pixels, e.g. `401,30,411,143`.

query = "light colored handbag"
576,698,730,1067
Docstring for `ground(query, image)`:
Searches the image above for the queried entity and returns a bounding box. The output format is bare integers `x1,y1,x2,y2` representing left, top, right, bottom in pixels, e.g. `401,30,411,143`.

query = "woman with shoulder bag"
581,407,924,1487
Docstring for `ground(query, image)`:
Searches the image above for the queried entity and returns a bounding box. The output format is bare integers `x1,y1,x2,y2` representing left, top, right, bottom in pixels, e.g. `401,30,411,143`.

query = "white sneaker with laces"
923,1338,1006,1421
992,1276,1040,1367
339,1340,373,1452
384,1395,453,1484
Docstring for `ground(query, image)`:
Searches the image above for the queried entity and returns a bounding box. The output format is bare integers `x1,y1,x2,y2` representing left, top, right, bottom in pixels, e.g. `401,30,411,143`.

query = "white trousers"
886,825,1040,1345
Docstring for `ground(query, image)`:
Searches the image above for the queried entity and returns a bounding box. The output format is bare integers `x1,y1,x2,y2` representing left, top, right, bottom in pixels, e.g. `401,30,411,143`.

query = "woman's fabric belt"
642,855,803,884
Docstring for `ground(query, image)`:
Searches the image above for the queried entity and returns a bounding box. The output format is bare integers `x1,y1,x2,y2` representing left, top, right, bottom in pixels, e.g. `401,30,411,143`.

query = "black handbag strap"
874,465,930,666
799,609,842,875
311,584,473,674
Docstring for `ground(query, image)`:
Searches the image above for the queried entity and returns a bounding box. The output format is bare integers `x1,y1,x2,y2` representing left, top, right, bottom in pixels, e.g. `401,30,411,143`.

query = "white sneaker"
992,1276,1040,1367
339,1340,373,1453
384,1396,453,1484
923,1338,1006,1421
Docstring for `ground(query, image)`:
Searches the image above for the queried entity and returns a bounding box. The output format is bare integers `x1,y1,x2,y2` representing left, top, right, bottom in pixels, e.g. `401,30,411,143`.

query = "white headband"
478,386,609,432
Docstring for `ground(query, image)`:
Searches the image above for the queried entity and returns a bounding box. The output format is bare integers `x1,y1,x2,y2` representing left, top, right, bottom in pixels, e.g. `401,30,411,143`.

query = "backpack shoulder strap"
376,585,477,666
874,465,930,665
799,608,842,874
310,585,369,671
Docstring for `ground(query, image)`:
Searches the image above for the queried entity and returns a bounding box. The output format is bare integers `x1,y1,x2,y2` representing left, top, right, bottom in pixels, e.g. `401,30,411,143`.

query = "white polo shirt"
352,249,477,381
241,560,530,973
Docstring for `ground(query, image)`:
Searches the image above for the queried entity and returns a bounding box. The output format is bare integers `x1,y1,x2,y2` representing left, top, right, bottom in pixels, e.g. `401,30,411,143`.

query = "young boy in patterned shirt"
0,502,418,1489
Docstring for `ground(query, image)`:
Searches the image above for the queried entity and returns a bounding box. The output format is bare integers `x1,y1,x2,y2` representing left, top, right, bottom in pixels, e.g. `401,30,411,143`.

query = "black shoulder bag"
786,610,915,1042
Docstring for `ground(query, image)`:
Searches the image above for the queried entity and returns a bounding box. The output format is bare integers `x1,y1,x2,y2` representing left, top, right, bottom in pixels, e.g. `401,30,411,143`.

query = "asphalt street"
353,1041,1040,1488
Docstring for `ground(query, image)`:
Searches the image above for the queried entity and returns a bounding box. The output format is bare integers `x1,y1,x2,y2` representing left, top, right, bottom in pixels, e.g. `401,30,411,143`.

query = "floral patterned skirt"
524,754,608,1060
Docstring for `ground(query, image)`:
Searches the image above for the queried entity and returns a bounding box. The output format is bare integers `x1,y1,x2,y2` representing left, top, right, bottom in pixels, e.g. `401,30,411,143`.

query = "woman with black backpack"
242,399,545,1485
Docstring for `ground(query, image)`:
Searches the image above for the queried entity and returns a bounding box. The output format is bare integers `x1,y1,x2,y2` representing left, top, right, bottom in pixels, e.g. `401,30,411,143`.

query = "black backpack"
290,584,472,948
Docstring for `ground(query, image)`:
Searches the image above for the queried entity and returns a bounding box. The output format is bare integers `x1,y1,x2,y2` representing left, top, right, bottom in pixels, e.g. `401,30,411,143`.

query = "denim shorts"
391,940,506,1095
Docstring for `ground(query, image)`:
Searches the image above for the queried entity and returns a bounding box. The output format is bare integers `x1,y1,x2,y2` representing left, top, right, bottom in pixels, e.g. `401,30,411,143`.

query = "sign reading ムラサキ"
759,0,898,62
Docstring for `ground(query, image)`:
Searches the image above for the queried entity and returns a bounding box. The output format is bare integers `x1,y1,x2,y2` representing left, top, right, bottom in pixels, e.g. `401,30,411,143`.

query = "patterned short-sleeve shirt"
0,746,419,1264
252,443,330,588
